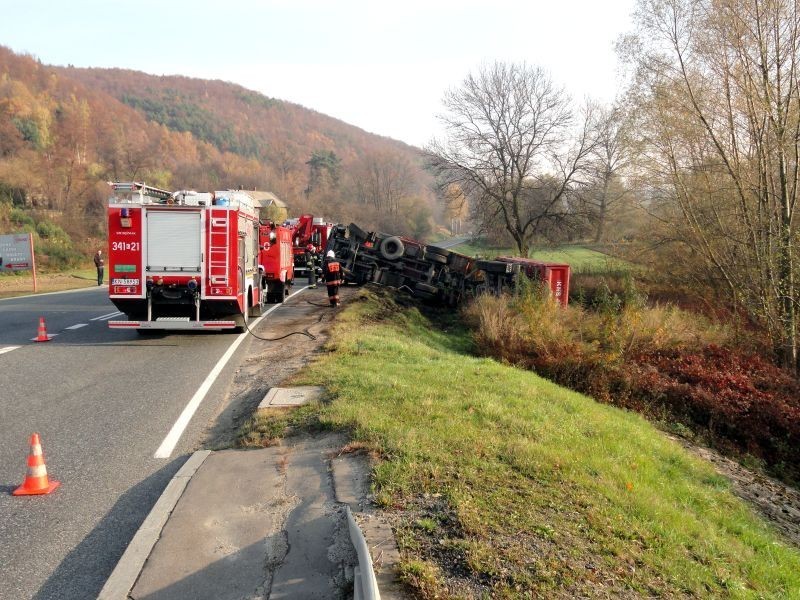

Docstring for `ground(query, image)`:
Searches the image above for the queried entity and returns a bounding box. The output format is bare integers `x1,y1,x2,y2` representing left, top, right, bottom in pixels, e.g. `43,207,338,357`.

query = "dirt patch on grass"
680,439,800,548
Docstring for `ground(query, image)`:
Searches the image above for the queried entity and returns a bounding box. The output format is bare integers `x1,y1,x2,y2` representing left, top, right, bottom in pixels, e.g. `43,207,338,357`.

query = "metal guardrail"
346,505,381,600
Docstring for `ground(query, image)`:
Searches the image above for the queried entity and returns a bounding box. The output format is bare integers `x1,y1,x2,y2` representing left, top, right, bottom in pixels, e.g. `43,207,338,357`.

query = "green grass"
450,241,632,275
286,290,800,598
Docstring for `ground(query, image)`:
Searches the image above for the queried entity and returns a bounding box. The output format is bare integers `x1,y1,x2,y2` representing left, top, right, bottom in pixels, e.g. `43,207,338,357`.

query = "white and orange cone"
12,433,60,496
33,317,53,342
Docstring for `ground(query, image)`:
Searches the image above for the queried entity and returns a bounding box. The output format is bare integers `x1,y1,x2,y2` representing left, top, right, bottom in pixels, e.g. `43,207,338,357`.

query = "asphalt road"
0,286,293,599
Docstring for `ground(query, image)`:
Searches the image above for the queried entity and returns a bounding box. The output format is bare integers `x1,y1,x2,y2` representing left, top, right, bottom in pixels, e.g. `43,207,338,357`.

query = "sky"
0,0,636,148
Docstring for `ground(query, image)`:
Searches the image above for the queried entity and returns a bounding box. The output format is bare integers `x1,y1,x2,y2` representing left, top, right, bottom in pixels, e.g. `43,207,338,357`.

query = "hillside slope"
58,66,436,232
0,46,437,267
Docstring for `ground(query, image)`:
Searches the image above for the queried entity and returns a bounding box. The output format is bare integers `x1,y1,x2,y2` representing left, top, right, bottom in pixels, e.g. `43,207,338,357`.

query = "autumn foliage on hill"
0,46,436,266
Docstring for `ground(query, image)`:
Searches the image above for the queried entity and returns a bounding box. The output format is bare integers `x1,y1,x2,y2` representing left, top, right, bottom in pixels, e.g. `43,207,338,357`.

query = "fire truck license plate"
111,278,139,285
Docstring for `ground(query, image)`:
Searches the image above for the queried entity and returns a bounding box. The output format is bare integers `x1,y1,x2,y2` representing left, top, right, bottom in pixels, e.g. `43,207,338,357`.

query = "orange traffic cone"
13,433,60,496
34,317,52,342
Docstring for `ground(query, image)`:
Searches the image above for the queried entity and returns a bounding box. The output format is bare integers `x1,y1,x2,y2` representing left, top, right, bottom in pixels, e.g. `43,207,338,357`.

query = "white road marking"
0,346,21,355
154,286,309,459
91,311,122,321
65,323,88,330
29,334,58,341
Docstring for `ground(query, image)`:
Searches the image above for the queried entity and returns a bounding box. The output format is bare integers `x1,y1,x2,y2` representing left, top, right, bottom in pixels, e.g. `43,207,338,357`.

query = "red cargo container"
496,257,570,306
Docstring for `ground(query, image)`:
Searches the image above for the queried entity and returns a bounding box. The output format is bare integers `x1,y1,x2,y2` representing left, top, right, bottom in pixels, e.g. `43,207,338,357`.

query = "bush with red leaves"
627,346,800,475
504,344,800,482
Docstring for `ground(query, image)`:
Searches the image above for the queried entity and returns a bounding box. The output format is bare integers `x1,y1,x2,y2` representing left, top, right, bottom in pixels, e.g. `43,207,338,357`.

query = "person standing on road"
305,244,317,288
322,250,342,307
94,250,104,286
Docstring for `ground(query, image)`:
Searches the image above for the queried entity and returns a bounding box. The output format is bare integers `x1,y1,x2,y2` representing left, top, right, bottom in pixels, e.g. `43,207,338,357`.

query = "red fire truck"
258,221,294,303
286,214,334,279
106,182,264,332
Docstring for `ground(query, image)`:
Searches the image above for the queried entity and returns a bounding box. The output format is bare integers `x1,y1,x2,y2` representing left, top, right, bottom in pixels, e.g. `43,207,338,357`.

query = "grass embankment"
450,241,631,274
0,268,96,299
467,280,800,486
240,290,800,598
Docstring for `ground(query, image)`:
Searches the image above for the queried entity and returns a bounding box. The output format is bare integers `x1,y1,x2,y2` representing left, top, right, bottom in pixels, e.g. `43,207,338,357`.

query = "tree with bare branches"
426,62,599,256
586,104,631,242
624,0,800,369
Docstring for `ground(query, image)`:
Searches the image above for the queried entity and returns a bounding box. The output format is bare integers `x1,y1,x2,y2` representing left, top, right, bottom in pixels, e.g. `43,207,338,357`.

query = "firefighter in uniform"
305,244,317,288
323,250,342,307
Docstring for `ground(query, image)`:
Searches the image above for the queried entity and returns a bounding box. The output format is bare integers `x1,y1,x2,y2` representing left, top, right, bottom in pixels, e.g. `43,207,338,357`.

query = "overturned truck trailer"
327,223,570,307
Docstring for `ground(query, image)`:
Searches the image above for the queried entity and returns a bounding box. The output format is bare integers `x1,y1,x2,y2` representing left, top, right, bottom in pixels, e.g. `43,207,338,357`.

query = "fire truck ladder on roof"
108,181,172,201
208,209,230,286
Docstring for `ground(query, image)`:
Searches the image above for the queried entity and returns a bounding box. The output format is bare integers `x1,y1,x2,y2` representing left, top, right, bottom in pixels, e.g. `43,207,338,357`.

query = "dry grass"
466,285,737,370
0,268,96,299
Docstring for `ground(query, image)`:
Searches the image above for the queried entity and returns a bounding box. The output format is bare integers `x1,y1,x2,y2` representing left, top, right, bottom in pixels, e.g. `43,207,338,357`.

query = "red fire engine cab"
286,214,334,279
258,221,294,303
106,182,264,332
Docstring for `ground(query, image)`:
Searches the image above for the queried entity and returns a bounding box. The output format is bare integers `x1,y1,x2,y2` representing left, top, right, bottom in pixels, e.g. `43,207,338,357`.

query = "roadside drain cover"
258,386,325,408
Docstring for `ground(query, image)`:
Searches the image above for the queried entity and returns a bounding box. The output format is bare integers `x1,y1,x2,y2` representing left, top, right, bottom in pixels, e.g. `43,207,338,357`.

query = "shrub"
35,220,71,243
9,207,35,228
464,288,800,483
628,346,800,476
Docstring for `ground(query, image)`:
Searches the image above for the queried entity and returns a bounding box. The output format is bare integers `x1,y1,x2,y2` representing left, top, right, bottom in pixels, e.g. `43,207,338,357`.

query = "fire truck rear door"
146,211,202,273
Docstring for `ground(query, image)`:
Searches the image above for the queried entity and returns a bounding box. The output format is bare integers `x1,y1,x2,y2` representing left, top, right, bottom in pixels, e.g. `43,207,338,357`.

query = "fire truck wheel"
379,236,405,261
250,294,264,317
233,311,247,334
271,281,285,303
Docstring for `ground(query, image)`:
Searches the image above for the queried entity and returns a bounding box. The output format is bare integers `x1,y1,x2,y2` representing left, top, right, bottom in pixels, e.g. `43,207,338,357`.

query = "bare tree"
586,104,631,242
624,0,800,369
350,150,416,215
426,62,599,255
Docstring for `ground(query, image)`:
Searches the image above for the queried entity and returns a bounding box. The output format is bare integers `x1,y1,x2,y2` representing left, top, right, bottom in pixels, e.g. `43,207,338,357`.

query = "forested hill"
0,46,437,268
61,67,416,165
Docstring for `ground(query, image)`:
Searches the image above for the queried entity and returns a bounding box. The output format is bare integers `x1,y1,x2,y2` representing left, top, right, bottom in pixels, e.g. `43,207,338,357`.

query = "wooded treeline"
0,46,436,264
425,0,800,370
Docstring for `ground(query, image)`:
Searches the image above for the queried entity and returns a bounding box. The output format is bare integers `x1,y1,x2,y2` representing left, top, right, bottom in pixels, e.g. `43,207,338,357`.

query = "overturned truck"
327,223,570,307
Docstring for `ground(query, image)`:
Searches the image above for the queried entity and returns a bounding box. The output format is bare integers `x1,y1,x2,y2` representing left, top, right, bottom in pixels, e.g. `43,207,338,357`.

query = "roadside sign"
0,233,37,291
0,233,34,272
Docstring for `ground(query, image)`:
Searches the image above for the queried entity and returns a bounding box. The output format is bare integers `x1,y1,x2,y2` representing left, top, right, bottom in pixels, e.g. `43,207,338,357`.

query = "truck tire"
274,281,285,303
448,254,470,272
249,286,264,317
404,244,420,258
379,236,405,261
233,310,248,334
